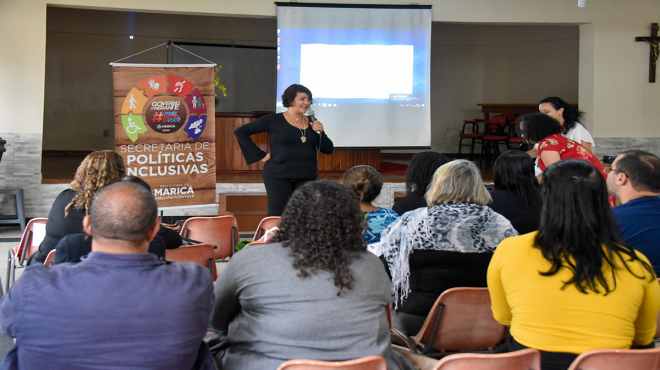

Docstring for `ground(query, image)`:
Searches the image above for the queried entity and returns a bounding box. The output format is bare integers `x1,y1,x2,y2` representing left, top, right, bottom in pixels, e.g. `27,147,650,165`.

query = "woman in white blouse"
538,96,595,151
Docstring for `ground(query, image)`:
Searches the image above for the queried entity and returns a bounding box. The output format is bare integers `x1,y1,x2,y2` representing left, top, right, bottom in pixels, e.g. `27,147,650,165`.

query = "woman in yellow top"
487,159,659,370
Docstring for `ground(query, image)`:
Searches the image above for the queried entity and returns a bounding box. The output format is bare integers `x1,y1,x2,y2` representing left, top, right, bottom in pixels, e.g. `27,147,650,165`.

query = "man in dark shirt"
0,182,213,370
607,150,660,274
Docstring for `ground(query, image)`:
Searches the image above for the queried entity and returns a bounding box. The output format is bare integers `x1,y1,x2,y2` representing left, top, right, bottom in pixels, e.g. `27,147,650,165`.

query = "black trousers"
263,176,313,216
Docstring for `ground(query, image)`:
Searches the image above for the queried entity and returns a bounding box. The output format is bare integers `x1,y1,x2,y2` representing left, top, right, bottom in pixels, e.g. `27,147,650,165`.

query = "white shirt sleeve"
564,122,595,147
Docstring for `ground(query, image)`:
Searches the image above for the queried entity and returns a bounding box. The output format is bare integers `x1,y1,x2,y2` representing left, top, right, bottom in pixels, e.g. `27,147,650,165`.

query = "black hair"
615,150,660,193
539,96,582,134
90,181,158,242
493,150,541,208
272,181,365,294
281,84,313,107
342,165,384,203
519,112,562,143
536,160,654,294
405,151,451,197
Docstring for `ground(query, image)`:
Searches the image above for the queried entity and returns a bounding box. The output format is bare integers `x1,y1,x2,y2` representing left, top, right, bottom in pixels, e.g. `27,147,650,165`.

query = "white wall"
2,0,660,144
431,24,579,152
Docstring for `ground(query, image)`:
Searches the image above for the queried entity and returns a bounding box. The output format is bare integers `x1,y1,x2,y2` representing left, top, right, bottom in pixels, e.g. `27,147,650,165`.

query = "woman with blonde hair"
370,159,517,334
32,150,125,263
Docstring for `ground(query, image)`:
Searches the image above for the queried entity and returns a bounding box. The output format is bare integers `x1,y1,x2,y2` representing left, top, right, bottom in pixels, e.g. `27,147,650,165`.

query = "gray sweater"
211,243,400,370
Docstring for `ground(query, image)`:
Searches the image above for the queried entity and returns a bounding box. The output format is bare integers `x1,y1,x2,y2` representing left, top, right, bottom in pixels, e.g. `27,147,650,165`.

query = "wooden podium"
215,112,382,177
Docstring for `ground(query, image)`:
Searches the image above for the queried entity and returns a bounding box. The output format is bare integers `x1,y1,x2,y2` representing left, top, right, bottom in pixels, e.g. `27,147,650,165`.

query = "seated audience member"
488,160,659,370
393,151,450,215
489,150,542,234
211,181,407,370
342,165,399,244
53,176,183,264
371,159,517,335
1,182,213,370
519,112,606,178
607,150,660,274
538,96,595,152
32,150,125,263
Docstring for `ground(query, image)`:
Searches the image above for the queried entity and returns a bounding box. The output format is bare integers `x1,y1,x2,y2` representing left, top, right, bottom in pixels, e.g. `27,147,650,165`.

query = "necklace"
287,112,307,143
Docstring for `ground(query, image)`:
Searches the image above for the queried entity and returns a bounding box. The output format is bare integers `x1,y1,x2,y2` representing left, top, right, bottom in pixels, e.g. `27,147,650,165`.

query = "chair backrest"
14,218,48,263
415,287,506,352
252,216,281,241
43,249,56,267
165,244,218,281
180,215,238,260
656,278,660,339
433,349,541,370
277,356,387,370
567,348,660,370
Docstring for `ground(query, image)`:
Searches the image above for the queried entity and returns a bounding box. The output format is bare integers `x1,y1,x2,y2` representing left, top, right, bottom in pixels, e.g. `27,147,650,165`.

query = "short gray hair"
425,159,491,206
90,181,158,242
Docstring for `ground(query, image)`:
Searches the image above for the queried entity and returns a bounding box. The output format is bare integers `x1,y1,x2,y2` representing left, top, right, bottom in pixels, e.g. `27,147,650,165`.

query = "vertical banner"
111,64,216,207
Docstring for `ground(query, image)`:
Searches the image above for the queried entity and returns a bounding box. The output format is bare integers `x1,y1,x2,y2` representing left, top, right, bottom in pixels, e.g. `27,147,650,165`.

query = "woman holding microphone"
235,84,334,215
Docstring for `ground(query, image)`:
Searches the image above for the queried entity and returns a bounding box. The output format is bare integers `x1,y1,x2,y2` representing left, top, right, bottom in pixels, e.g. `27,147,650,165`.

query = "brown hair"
341,165,384,203
65,150,126,216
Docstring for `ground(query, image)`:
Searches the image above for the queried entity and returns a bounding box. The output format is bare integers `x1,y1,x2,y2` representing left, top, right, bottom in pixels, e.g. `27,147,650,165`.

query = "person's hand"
260,153,271,163
311,120,324,133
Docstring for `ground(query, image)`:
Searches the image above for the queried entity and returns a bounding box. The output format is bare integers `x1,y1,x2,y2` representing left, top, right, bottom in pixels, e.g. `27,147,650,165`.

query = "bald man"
0,182,214,370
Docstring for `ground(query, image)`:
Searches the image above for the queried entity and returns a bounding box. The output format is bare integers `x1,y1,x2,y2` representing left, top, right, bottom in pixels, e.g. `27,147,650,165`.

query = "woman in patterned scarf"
370,159,517,335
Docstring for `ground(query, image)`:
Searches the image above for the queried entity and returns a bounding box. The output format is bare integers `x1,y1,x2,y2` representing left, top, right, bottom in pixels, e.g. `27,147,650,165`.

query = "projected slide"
300,44,414,100
276,4,432,147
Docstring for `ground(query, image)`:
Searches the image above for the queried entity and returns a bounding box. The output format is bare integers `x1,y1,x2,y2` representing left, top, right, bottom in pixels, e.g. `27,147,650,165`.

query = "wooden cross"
635,22,659,83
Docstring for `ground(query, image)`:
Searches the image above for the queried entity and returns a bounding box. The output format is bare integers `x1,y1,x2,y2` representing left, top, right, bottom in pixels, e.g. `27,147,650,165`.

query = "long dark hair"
539,96,582,134
272,181,365,294
493,150,541,208
405,151,450,197
536,160,654,294
519,112,562,143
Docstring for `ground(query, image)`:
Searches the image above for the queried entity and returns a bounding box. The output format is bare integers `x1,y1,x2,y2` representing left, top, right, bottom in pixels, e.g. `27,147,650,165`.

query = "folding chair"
5,217,47,292
277,356,387,370
252,216,281,241
432,349,540,370
165,243,218,281
392,287,506,358
43,249,56,267
180,215,239,260
568,347,660,370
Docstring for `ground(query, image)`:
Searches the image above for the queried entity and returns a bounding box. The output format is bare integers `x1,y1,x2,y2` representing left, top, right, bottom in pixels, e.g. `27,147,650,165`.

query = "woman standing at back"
538,96,595,152
488,160,659,370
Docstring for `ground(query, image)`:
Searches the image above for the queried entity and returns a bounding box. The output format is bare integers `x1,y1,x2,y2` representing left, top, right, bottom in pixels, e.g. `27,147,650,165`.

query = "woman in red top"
519,113,606,178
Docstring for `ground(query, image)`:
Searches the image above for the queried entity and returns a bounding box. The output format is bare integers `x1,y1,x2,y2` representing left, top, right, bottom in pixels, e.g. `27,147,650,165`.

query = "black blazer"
392,193,427,215
488,189,541,234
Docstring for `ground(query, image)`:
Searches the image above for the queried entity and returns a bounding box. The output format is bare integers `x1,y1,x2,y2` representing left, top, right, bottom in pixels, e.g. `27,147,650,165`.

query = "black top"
234,113,334,179
392,250,493,317
392,193,427,215
488,189,541,234
53,227,182,264
34,189,85,263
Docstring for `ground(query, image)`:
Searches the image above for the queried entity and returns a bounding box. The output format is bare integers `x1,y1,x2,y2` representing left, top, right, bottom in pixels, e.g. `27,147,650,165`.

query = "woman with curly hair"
32,150,125,263
211,181,405,370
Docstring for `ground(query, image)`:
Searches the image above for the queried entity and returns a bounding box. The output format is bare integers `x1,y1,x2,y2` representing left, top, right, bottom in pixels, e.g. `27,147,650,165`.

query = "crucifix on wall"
635,22,659,83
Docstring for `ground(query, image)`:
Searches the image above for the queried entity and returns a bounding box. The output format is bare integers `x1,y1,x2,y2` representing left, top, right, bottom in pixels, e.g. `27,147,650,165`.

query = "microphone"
305,108,321,134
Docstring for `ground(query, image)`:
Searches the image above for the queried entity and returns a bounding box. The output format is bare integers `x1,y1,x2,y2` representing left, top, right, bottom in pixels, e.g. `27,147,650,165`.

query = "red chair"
277,356,387,370
567,347,660,370
392,287,506,358
165,244,218,281
180,215,238,260
480,115,510,167
457,119,483,159
43,249,56,267
5,217,48,292
432,349,541,370
252,216,281,241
